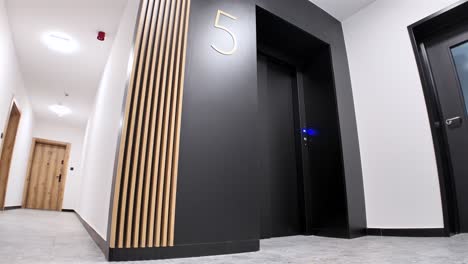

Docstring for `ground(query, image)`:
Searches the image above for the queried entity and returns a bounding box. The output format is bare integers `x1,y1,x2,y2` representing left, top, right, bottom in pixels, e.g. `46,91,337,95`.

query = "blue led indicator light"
307,129,319,136
302,127,319,136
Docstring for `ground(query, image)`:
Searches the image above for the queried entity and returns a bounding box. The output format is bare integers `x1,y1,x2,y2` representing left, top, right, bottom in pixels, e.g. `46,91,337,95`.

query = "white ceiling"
5,0,374,127
309,0,377,21
6,0,128,126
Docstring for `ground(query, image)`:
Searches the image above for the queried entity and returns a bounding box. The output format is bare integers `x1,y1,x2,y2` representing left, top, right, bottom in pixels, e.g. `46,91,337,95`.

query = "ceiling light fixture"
42,32,79,53
49,104,72,117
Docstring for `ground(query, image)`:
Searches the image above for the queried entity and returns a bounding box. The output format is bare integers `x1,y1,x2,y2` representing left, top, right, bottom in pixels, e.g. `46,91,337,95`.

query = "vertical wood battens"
126,0,156,248
156,0,179,247
110,0,190,249
111,0,150,249
120,0,149,247
153,0,173,247
133,0,157,248
139,0,163,248
147,0,168,247
169,0,190,246
161,0,182,247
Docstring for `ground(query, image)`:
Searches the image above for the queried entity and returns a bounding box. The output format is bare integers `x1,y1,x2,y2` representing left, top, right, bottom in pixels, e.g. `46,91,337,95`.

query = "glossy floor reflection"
1,209,468,263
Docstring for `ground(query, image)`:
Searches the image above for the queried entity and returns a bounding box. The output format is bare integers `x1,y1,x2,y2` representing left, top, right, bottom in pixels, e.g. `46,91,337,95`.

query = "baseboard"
108,239,260,262
3,206,21,211
61,209,75,213
307,228,351,239
366,228,447,237
76,213,108,258
349,228,368,238
305,227,367,239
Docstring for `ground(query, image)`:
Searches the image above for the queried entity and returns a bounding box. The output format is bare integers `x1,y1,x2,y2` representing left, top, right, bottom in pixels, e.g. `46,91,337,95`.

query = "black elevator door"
258,54,303,239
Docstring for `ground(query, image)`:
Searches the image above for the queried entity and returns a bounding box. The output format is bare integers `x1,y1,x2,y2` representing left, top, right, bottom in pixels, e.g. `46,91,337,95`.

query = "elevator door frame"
256,5,350,238
257,46,349,238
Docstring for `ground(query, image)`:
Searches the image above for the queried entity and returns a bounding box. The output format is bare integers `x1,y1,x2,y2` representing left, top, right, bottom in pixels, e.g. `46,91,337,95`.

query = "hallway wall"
0,0,35,207
77,0,139,239
32,118,86,210
343,0,460,228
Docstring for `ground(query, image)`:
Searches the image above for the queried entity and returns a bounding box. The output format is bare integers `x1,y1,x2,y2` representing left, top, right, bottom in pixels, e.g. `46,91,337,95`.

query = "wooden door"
23,138,70,211
0,102,21,209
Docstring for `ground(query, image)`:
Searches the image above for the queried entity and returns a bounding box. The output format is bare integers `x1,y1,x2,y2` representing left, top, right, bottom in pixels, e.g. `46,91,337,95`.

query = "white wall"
0,0,35,207
343,0,460,228
32,118,86,210
78,0,139,239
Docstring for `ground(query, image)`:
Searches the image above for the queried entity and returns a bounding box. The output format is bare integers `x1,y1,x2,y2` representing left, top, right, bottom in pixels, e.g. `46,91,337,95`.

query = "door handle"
446,116,462,127
57,174,62,182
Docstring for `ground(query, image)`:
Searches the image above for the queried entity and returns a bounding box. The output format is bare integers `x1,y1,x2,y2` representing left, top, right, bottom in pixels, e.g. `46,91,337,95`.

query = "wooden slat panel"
126,0,156,248
152,0,176,247
139,0,163,248
161,0,182,247
147,0,168,247
155,0,178,247
110,0,191,249
169,0,190,246
131,0,157,248
109,1,146,248
111,0,150,249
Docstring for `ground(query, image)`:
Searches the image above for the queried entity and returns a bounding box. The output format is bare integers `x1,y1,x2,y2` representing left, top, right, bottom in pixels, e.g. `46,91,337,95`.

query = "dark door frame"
408,0,468,236
256,6,351,238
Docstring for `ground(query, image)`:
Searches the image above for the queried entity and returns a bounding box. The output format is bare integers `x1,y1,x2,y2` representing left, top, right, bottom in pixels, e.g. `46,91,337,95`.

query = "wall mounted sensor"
97,31,106,41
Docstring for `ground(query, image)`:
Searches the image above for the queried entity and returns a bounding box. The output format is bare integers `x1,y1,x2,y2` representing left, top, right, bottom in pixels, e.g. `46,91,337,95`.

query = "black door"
257,54,304,238
426,22,468,232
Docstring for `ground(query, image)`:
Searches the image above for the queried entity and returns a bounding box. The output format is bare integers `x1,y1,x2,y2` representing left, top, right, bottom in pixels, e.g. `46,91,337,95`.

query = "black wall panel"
175,0,365,245
175,0,260,245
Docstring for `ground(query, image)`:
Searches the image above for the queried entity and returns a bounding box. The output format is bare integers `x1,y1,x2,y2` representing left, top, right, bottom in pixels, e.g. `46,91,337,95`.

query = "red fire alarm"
97,31,106,41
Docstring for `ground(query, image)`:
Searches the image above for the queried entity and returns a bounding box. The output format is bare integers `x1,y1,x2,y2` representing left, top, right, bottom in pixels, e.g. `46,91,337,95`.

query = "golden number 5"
211,10,238,55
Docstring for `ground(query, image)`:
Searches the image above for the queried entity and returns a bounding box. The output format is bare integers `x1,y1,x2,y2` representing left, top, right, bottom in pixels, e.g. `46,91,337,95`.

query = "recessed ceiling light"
42,32,78,53
49,104,72,117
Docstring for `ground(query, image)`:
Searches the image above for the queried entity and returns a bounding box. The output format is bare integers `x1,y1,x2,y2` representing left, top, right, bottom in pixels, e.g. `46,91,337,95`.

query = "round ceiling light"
49,104,72,117
42,32,79,53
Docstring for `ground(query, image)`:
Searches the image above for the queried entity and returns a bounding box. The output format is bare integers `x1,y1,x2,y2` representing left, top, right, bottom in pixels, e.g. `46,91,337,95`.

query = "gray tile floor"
1,209,468,263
